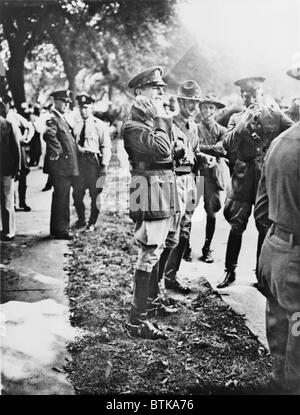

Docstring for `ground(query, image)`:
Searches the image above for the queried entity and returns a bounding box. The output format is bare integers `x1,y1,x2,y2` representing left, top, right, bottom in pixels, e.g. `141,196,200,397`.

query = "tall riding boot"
164,237,191,294
130,269,150,324
200,215,216,263
148,247,172,298
217,231,242,288
129,269,167,340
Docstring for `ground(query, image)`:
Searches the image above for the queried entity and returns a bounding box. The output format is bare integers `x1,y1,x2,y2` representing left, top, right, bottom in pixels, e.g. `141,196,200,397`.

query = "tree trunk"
6,53,26,112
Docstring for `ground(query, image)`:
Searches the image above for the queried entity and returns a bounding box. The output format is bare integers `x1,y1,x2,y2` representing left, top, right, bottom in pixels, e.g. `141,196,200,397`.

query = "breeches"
223,197,252,234
176,173,197,240
204,175,222,217
134,214,180,272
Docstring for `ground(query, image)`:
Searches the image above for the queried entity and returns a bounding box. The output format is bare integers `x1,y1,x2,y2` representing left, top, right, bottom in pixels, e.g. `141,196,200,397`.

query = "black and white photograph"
0,0,300,400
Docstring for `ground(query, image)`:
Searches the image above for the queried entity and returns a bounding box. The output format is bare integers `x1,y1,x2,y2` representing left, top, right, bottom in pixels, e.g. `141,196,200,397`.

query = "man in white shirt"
73,94,111,231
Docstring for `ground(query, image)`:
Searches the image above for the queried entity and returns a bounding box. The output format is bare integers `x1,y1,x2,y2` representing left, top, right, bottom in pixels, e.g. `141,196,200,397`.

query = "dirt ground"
64,160,274,395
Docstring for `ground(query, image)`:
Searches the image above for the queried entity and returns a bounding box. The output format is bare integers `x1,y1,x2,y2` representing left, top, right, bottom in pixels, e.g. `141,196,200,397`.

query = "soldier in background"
197,93,229,263
199,77,293,288
162,80,213,294
0,101,20,241
43,90,79,240
254,62,300,394
73,93,111,231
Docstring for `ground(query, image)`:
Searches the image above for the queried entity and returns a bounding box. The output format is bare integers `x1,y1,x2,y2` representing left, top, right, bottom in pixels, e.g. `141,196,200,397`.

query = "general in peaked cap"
50,90,72,102
233,76,265,91
199,93,225,109
76,93,95,107
176,80,202,101
128,66,167,90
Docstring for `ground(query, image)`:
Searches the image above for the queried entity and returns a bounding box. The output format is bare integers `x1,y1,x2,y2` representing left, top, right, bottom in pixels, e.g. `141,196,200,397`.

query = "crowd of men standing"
0,61,300,394
122,64,300,394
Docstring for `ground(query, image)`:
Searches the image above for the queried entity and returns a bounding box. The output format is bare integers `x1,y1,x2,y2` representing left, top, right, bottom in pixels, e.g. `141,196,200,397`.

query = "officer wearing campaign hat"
163,80,214,294
254,57,300,395
199,76,293,289
43,89,79,239
197,93,228,264
72,93,111,232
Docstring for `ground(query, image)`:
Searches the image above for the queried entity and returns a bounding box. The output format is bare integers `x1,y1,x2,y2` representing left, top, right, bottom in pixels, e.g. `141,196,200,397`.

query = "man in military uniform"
162,80,211,294
254,63,300,393
200,77,293,288
197,93,228,263
73,94,111,231
122,66,180,340
43,90,79,239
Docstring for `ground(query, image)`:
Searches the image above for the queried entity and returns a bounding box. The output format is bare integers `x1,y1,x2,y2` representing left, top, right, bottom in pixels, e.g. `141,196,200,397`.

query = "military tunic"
198,119,228,217
122,105,180,272
255,123,300,391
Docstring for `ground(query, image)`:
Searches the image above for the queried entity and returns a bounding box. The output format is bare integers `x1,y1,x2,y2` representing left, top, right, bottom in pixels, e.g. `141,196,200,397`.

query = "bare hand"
135,96,158,118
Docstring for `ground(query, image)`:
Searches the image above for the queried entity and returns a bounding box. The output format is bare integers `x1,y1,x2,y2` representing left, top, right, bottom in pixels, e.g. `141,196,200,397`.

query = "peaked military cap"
50,90,72,102
234,77,265,91
128,66,167,89
176,80,202,100
287,53,300,80
76,93,95,106
199,93,225,109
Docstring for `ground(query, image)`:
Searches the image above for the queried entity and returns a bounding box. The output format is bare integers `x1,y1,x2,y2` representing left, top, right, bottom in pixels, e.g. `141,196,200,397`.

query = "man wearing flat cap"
197,93,229,264
161,80,214,294
200,77,293,288
43,90,79,239
72,93,111,231
122,66,180,340
254,62,300,393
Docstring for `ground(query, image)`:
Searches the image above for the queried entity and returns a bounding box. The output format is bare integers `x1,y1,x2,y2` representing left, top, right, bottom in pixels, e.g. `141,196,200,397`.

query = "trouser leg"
18,169,28,206
50,175,72,235
266,300,289,385
0,176,15,237
255,225,268,277
164,237,189,280
87,161,102,225
72,174,86,223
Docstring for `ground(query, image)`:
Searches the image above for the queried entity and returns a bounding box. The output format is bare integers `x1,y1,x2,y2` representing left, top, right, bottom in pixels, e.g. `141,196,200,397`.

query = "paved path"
0,168,78,395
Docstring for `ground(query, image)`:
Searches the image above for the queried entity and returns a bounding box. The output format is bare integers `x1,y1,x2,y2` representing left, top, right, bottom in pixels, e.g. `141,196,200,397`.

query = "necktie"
78,121,86,147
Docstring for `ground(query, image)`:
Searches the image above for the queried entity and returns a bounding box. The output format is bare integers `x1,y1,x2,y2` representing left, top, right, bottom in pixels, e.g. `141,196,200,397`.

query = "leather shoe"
147,297,178,317
19,204,31,212
217,270,236,289
74,220,86,229
52,232,73,240
165,277,191,294
199,249,214,263
127,319,168,340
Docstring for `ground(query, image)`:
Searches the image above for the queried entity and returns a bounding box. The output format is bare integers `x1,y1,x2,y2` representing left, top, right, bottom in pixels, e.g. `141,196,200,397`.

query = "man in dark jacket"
122,66,180,340
0,101,20,241
200,77,293,288
43,90,79,239
254,62,300,393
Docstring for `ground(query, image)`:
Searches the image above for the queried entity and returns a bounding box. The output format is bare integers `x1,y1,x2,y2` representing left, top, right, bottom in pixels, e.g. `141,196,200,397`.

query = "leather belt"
175,165,193,175
79,151,99,158
131,161,173,170
273,224,300,245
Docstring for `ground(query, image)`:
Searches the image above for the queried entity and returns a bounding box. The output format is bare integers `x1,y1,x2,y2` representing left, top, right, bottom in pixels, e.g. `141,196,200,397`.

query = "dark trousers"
73,156,103,225
50,174,78,236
